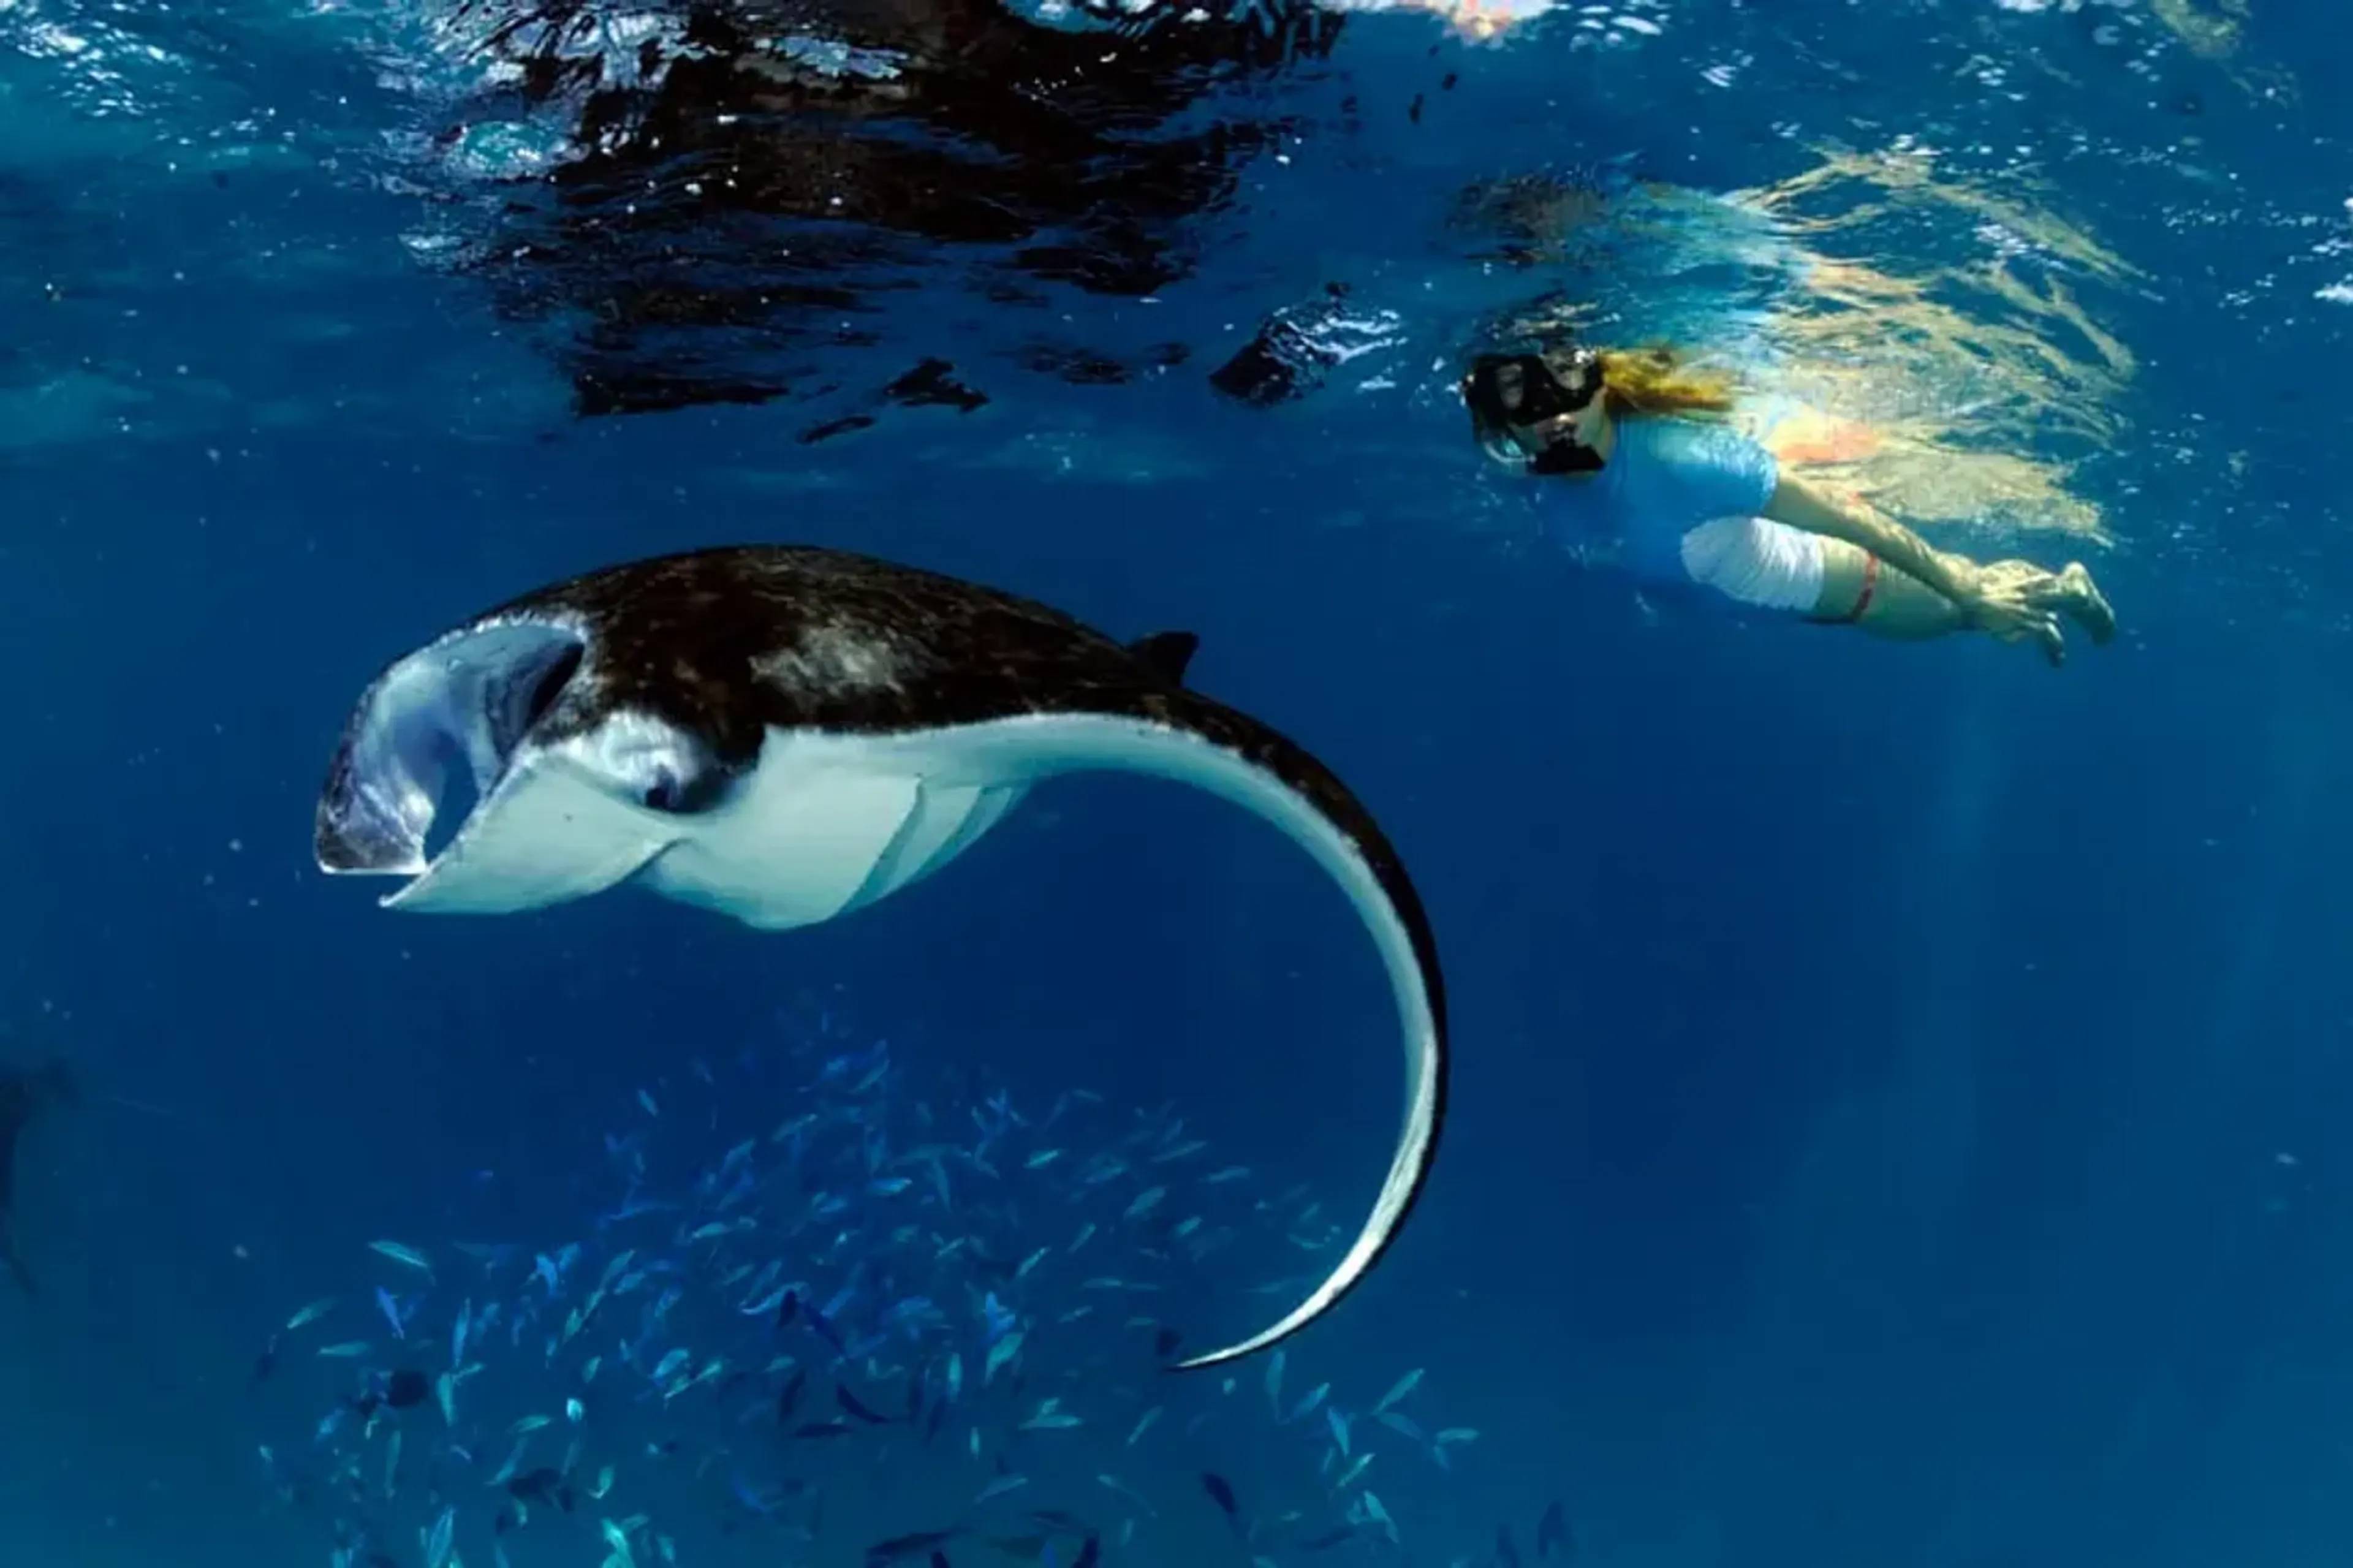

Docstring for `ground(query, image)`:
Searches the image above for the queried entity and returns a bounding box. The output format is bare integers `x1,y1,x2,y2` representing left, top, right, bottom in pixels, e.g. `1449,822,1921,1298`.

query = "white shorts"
1677,515,1827,612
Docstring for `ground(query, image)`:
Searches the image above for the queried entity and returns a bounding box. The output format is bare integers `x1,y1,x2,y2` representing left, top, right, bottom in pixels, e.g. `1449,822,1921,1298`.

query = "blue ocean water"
2,0,2351,1564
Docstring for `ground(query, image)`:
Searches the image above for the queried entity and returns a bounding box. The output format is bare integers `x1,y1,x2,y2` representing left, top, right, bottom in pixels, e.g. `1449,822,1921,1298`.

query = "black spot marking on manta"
428,0,1344,418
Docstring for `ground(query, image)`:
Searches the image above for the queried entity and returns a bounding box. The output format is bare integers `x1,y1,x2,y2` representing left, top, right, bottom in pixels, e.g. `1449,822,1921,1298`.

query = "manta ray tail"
1123,684,1449,1373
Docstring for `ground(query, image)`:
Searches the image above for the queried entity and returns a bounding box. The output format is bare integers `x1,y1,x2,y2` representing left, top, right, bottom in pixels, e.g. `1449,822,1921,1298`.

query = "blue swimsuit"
1534,418,1828,613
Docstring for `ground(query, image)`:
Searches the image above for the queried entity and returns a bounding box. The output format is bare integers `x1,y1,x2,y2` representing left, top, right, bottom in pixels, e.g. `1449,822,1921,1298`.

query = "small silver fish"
983,1331,1023,1387
369,1241,433,1274
1097,1472,1158,1517
488,1439,529,1486
423,1505,455,1568
974,1474,1031,1504
1327,1405,1353,1458
284,1297,337,1331
1371,1367,1423,1415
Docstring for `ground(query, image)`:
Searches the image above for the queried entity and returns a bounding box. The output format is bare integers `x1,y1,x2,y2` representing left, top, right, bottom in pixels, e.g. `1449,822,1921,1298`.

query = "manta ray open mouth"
316,617,597,893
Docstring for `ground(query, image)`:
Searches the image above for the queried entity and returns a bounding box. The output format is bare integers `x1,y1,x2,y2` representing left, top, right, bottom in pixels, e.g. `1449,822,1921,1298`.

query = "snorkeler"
1461,338,2117,663
0,1055,77,1296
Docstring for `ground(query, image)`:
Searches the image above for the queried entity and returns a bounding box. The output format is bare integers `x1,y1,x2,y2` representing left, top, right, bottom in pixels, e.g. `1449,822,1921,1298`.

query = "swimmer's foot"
2055,562,2116,646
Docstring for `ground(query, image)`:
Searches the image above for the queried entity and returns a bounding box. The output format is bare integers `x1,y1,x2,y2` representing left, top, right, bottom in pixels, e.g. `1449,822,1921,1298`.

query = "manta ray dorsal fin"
1126,631,1200,686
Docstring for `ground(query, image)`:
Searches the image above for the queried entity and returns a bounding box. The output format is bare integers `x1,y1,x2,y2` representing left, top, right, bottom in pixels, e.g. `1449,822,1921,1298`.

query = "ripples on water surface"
9,0,2341,557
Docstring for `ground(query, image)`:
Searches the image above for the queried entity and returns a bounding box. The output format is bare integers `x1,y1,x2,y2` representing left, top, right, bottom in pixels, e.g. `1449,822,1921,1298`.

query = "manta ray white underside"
394,716,1034,930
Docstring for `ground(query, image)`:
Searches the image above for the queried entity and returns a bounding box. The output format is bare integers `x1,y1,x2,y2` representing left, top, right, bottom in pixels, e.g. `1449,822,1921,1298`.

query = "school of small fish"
251,1012,1566,1568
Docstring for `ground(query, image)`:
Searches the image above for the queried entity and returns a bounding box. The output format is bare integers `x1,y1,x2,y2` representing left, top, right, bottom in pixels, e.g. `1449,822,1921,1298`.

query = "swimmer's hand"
1951,559,2069,667
1970,587,2066,665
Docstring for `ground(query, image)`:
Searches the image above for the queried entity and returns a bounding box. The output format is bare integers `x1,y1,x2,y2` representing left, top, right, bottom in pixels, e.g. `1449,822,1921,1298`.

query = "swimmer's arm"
1761,474,1977,605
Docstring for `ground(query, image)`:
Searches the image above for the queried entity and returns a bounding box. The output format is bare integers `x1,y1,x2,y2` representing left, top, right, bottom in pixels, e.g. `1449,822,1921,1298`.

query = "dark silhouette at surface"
0,1056,76,1297
426,0,1344,417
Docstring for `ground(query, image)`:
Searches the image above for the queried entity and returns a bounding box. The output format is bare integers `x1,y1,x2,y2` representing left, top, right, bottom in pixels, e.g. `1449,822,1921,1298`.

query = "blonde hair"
1596,346,1739,420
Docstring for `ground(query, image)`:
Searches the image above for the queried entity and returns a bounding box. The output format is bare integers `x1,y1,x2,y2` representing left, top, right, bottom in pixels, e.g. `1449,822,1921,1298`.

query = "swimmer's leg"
1681,518,1972,638
1679,519,2116,654
1809,537,1965,640
1811,540,2116,648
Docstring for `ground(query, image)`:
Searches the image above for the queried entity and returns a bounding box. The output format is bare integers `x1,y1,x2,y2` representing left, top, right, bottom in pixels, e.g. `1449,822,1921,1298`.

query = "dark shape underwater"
1208,283,1406,409
0,1055,77,1296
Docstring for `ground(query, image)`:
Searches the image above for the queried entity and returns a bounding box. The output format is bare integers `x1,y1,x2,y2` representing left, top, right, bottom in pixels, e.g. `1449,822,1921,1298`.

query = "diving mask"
1461,346,1606,475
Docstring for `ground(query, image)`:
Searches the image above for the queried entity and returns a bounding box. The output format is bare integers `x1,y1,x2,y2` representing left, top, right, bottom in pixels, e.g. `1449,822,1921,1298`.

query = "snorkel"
1461,343,1607,475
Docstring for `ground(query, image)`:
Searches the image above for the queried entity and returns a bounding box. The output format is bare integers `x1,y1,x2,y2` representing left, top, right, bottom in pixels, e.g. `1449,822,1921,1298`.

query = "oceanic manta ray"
313,544,1447,1369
